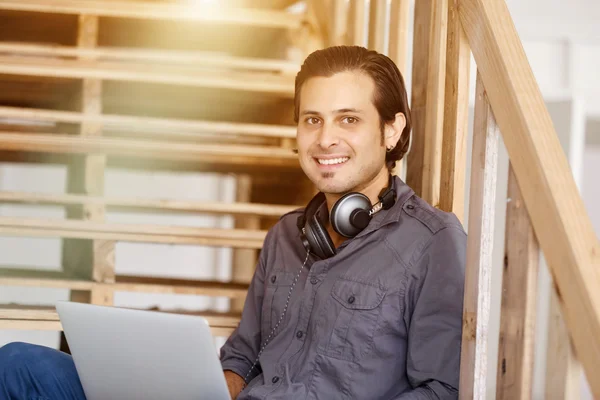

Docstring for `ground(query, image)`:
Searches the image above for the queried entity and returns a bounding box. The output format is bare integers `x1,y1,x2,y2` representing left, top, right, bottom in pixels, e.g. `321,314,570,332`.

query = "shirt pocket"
317,277,386,362
261,269,296,336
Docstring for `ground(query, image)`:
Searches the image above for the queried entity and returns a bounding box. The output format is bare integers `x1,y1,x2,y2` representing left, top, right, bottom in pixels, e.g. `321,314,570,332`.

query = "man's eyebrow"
299,108,363,116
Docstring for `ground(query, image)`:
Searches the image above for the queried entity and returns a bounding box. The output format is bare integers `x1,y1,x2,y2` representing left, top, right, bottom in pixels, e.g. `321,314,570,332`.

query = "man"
0,45,465,399
220,45,466,399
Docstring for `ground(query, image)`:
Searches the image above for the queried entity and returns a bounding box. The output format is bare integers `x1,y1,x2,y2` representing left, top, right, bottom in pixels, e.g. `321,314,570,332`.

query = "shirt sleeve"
219,230,272,383
397,225,466,400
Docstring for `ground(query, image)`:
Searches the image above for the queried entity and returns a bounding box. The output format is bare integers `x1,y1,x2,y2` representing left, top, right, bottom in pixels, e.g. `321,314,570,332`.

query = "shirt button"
296,331,303,339
271,275,276,283
348,295,355,304
272,376,279,384
310,277,318,285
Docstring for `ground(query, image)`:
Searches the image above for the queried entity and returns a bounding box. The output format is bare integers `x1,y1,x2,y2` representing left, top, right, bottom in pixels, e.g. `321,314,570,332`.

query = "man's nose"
317,123,339,149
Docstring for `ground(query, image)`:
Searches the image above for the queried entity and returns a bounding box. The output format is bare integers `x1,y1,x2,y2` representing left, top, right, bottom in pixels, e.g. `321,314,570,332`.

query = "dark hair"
294,45,412,170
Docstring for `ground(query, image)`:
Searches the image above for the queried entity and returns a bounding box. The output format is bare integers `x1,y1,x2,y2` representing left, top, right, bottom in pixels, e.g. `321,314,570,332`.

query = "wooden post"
459,71,499,400
405,0,448,206
329,0,348,47
496,164,540,399
368,0,387,53
61,14,114,307
346,0,367,47
230,175,260,312
439,0,470,224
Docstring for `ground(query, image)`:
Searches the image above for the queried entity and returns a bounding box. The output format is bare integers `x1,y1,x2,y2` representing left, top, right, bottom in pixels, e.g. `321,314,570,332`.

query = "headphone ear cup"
330,192,372,238
305,214,336,259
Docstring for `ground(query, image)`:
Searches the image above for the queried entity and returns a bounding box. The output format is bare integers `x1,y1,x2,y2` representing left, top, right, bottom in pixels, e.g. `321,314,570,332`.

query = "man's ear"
384,112,406,151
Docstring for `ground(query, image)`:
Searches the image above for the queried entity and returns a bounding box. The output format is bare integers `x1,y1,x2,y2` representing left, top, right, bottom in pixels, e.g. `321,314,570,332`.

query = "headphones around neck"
297,175,397,259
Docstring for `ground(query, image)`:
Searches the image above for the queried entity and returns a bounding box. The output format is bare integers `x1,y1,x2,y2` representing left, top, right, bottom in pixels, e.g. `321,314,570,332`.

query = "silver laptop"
55,301,230,400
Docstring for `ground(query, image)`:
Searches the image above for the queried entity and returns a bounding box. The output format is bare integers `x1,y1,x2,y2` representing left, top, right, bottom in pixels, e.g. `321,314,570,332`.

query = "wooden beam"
0,191,296,217
329,0,348,46
368,0,388,53
0,42,300,74
0,305,239,336
0,0,303,28
0,273,249,298
0,133,299,168
544,288,583,399
0,106,297,139
496,164,540,399
231,175,260,312
459,71,499,400
0,216,267,249
346,0,368,46
459,1,600,395
0,55,295,96
388,0,411,76
439,0,470,224
406,0,448,206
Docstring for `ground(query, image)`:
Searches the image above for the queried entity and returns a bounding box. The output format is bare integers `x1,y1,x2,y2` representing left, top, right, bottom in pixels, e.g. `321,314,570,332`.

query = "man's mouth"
316,157,349,166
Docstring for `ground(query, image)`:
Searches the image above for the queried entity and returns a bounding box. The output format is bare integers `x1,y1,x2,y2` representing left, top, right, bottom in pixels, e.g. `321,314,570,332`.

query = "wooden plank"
496,164,540,399
459,71,499,400
368,0,388,53
0,216,267,241
439,0,470,224
0,191,296,217
388,0,411,75
458,1,600,395
0,0,303,28
231,175,260,312
0,133,300,168
0,55,295,96
329,0,348,46
0,217,267,249
405,0,448,206
0,271,249,298
0,106,297,139
0,42,300,74
346,0,368,46
545,289,582,400
0,306,238,336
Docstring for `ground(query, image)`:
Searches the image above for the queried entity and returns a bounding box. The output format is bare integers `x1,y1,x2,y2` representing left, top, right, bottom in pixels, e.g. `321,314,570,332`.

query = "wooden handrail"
458,0,600,396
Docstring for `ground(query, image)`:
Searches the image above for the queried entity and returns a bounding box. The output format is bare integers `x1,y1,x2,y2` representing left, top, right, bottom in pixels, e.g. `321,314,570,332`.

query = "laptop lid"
55,301,230,400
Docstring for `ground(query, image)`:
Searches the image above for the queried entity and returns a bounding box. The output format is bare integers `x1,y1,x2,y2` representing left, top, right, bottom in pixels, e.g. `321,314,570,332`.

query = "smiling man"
220,46,467,399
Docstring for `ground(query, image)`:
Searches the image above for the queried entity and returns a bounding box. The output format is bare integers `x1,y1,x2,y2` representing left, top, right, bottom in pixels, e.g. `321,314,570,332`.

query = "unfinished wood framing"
346,0,368,46
459,0,600,394
406,0,448,206
439,0,470,224
231,175,260,311
388,0,411,76
0,191,295,217
0,305,239,336
0,0,303,28
459,72,499,400
0,55,295,96
0,43,301,74
0,133,299,168
328,0,348,46
368,0,388,53
496,164,540,399
0,106,297,139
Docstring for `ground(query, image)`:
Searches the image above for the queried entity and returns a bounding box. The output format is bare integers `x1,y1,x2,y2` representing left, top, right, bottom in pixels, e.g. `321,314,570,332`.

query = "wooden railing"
315,0,599,398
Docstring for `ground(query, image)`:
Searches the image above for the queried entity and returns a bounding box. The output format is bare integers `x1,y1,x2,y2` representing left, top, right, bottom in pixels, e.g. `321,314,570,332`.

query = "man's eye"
306,117,320,124
342,116,358,124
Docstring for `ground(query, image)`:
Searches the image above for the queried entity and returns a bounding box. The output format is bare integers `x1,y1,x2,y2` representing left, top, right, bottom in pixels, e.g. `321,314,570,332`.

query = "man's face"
296,71,387,195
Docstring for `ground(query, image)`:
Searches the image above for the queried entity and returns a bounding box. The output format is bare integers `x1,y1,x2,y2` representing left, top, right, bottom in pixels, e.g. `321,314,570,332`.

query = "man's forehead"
299,72,375,111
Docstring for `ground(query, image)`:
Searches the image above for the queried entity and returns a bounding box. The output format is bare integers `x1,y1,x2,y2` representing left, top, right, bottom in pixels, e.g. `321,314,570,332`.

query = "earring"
386,145,395,153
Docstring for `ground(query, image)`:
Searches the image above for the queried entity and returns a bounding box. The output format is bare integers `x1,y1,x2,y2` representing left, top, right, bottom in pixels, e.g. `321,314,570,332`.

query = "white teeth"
317,157,349,165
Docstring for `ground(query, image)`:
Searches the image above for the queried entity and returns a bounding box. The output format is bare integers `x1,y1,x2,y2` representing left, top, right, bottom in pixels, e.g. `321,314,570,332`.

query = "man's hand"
224,370,246,400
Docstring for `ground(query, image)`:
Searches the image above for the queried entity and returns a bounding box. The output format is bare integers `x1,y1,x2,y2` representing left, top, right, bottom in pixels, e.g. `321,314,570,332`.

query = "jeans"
0,342,87,400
